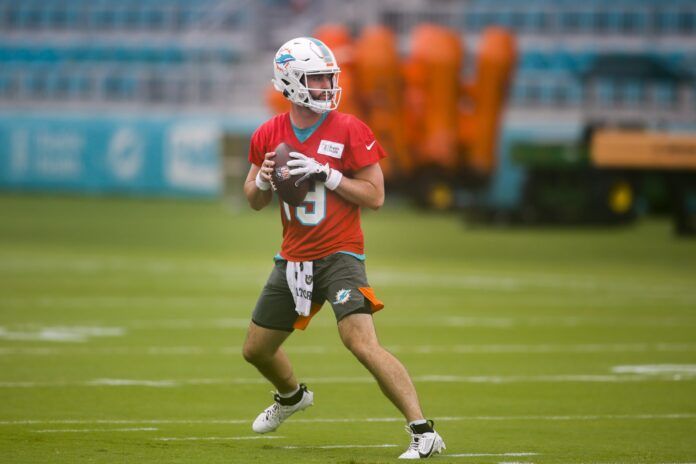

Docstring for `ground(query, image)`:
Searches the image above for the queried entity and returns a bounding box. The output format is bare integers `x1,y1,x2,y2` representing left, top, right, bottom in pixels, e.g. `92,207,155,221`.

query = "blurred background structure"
0,0,695,232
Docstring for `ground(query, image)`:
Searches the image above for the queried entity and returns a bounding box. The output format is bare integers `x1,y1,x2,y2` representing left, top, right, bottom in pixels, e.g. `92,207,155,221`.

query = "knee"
242,343,273,366
342,335,377,362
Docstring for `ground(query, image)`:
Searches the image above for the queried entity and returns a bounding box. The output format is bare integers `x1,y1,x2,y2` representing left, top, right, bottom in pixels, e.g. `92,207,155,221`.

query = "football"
270,142,310,206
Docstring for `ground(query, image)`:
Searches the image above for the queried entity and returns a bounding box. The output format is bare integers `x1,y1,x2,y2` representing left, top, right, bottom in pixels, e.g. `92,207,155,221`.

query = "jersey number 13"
282,182,326,226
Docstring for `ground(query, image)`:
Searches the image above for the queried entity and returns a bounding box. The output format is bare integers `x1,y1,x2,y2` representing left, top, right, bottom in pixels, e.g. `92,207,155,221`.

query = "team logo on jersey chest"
318,140,344,159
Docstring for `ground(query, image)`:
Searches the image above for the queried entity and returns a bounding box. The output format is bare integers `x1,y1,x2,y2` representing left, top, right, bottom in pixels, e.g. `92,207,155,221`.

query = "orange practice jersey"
248,111,387,261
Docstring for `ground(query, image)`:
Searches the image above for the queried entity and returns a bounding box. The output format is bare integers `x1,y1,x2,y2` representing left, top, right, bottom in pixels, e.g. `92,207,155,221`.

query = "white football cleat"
398,422,446,459
252,383,314,434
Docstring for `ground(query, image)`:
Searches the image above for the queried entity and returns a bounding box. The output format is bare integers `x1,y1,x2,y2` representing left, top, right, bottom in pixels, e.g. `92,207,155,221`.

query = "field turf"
1,194,695,463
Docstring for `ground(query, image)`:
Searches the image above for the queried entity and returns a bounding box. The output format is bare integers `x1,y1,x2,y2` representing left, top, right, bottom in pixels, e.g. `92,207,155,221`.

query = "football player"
242,37,445,459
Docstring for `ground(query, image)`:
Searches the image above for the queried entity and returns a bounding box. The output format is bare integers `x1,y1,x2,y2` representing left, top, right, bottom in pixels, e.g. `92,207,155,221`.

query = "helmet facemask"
301,70,342,113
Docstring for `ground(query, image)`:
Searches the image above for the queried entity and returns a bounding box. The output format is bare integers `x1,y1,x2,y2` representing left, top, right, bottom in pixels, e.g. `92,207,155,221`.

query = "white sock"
409,419,427,427
277,385,301,398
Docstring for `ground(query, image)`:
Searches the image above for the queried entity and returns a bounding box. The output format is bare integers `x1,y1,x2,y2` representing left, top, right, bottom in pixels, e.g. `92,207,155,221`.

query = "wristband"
324,168,343,191
255,170,271,191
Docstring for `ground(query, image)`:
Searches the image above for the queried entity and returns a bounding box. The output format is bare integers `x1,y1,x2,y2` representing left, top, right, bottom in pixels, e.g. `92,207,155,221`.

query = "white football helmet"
272,37,342,113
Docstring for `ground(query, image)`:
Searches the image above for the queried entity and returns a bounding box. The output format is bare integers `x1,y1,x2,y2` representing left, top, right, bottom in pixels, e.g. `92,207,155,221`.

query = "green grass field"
1,194,696,463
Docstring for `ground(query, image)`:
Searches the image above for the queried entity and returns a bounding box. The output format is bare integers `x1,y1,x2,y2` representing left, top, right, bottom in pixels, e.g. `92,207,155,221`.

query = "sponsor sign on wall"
0,114,222,196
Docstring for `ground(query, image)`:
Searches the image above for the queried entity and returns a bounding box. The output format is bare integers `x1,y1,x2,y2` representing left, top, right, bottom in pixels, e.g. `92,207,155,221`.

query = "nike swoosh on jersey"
366,140,376,150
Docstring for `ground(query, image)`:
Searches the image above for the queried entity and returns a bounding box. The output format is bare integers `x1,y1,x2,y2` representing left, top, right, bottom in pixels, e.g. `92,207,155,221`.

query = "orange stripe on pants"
293,302,324,331
358,287,385,312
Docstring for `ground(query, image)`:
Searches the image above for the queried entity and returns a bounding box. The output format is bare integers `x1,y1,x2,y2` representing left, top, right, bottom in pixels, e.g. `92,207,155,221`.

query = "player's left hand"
287,152,343,190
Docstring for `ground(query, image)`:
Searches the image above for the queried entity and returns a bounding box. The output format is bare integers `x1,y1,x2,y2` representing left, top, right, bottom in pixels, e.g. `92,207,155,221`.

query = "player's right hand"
259,152,276,182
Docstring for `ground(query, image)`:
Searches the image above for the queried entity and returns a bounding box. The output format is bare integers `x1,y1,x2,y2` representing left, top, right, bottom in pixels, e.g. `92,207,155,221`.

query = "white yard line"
0,257,267,278
2,372,696,389
393,343,696,354
3,255,695,298
437,413,696,421
2,414,694,426
1,343,695,356
612,365,696,375
448,452,538,457
0,297,247,310
281,444,397,449
35,427,158,433
0,326,125,343
2,314,695,331
87,379,180,387
412,374,696,383
155,436,283,441
370,270,696,298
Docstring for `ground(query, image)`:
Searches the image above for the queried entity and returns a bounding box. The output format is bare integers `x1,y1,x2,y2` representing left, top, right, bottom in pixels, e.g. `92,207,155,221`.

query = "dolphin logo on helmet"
274,49,296,71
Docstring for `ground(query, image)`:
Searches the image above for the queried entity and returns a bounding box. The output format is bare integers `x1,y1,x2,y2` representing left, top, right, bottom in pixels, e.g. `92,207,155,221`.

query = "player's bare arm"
334,162,385,210
244,152,276,210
